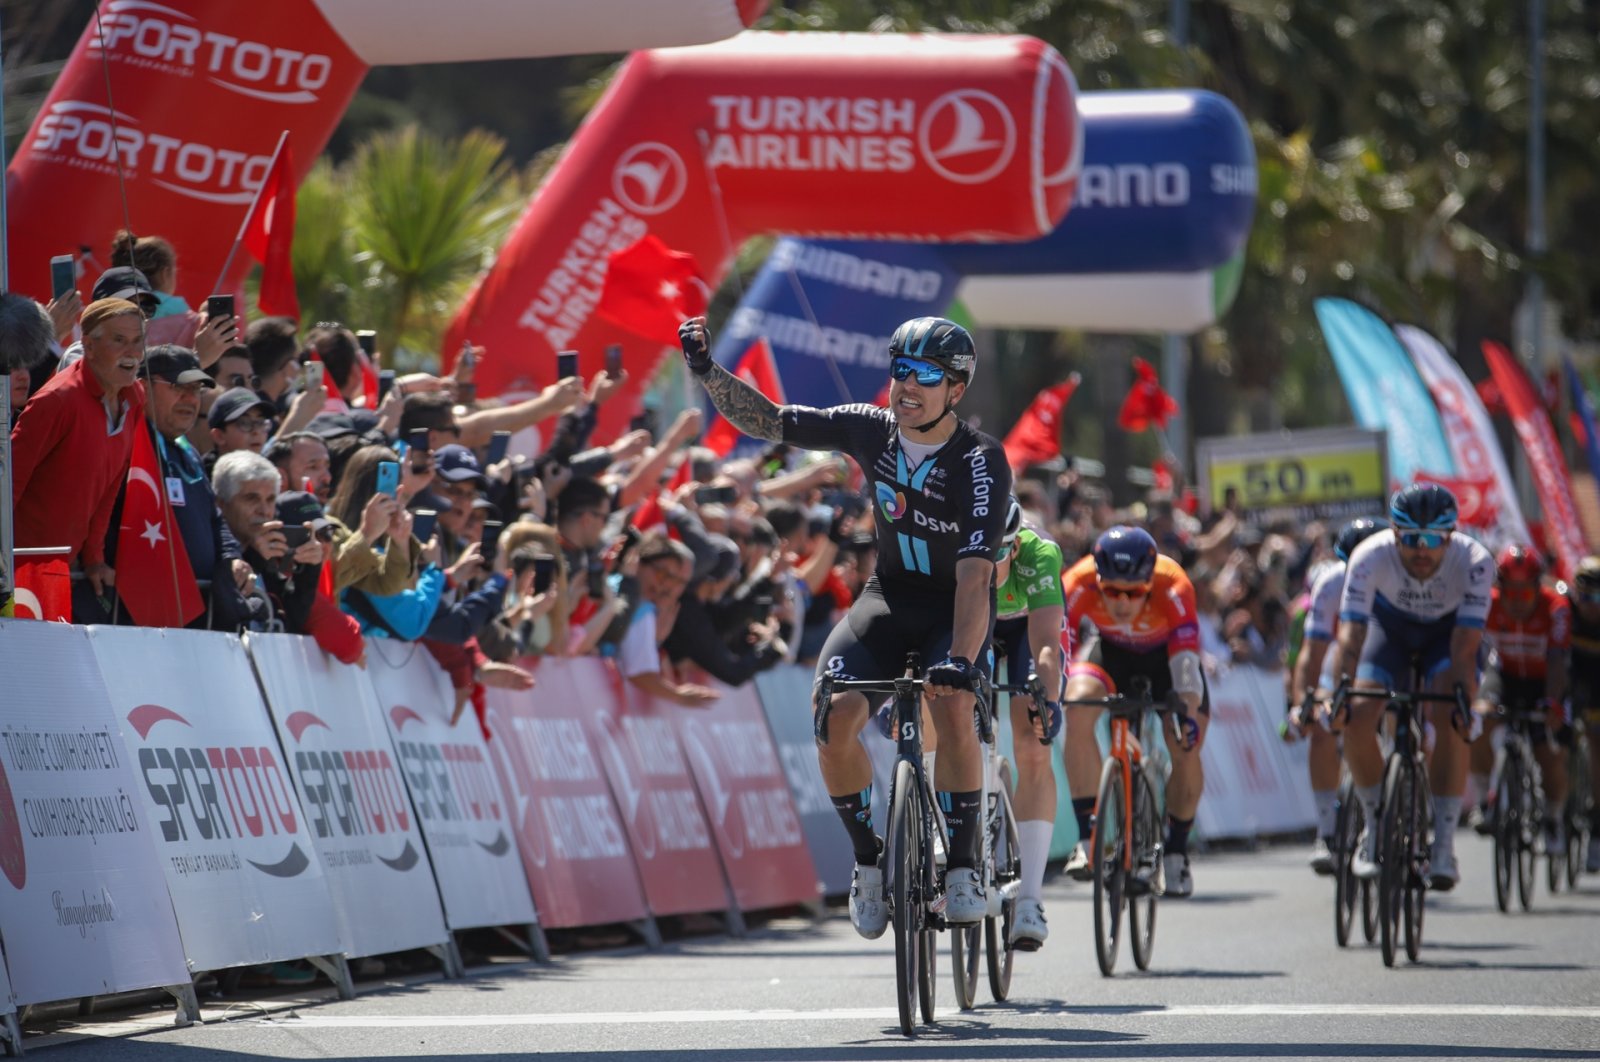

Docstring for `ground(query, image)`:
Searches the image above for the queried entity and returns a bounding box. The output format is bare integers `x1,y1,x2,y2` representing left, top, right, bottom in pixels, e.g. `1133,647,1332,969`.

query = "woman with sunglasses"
679,313,1012,940
1563,556,1600,872
1059,525,1209,898
1332,483,1493,891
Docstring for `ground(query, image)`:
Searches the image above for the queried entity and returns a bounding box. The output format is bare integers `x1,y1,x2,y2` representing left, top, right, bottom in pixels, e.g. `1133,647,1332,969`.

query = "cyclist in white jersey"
1288,518,1383,873
1334,484,1492,890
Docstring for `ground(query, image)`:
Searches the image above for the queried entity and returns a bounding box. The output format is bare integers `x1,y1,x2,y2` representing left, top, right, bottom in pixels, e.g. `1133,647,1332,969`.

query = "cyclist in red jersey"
1060,527,1208,897
1468,545,1571,845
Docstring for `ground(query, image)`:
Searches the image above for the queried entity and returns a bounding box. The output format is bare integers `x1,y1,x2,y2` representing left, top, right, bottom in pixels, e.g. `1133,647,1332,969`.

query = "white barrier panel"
0,622,189,1005
88,627,347,972
365,643,539,932
1198,664,1317,839
247,634,450,958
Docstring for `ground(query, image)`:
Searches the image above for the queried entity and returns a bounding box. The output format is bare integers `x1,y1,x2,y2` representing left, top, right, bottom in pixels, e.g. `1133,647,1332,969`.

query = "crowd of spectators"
3,234,1345,731
2,236,885,733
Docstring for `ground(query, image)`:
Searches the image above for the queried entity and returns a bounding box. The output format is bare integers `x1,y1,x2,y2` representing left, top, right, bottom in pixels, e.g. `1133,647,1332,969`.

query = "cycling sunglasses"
889,356,948,387
995,540,1016,562
1577,589,1600,605
1397,530,1450,549
1100,582,1151,600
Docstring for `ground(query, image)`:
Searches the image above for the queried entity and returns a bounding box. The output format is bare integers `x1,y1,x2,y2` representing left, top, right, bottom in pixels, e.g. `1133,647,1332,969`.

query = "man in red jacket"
10,298,146,615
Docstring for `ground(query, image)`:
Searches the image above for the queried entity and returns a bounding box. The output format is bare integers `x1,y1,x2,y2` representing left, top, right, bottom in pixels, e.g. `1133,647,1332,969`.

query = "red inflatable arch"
5,0,763,306
444,32,1083,438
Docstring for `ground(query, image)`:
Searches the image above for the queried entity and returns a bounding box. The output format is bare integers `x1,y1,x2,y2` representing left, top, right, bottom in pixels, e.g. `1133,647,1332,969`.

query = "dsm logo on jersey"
875,481,907,521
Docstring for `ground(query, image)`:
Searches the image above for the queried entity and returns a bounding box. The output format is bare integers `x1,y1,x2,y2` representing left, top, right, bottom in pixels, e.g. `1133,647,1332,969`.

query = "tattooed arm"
679,316,782,443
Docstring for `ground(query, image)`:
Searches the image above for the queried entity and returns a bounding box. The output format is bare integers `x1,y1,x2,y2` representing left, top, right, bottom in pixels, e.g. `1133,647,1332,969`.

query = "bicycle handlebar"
814,653,993,746
992,673,1051,746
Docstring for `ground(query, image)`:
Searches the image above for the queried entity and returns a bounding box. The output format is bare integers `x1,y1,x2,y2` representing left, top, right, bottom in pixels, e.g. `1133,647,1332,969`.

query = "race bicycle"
1485,702,1548,912
1064,676,1185,976
1287,693,1377,949
1558,724,1593,890
1331,673,1466,967
817,654,994,1036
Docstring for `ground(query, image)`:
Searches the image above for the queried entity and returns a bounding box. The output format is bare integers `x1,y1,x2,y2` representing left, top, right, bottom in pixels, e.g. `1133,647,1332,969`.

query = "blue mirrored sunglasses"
889,356,947,386
1398,530,1449,549
995,540,1015,561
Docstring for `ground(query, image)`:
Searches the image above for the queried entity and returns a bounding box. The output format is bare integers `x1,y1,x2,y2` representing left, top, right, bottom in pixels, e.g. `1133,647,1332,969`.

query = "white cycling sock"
1466,772,1489,808
1433,796,1461,852
1356,783,1382,822
1313,789,1338,839
1018,820,1053,902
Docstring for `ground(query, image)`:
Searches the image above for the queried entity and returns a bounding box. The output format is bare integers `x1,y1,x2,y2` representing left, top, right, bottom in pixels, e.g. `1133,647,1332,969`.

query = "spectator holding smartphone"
617,535,717,707
324,445,418,595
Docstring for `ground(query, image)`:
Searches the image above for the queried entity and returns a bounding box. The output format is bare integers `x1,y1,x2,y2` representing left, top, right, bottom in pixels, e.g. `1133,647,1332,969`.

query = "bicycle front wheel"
1513,756,1538,912
1333,780,1359,948
888,759,921,1037
1091,757,1127,977
1128,767,1161,971
985,782,1020,1002
1493,758,1517,914
1403,771,1428,963
1378,755,1411,968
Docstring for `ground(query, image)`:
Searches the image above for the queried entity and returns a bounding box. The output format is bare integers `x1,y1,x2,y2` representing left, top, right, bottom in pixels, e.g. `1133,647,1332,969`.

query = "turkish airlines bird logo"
919,90,1017,185
613,142,687,215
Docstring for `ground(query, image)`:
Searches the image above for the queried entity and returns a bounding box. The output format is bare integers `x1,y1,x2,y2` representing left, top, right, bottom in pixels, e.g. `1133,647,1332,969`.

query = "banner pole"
1,5,14,613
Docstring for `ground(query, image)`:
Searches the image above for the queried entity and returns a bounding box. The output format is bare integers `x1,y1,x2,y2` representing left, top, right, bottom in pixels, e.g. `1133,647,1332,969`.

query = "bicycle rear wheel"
1128,768,1161,971
951,921,979,1009
1513,756,1538,912
1493,759,1517,914
1378,755,1410,968
1567,738,1592,890
985,783,1020,1002
1333,780,1360,948
888,759,921,1037
1091,758,1127,977
919,921,937,1024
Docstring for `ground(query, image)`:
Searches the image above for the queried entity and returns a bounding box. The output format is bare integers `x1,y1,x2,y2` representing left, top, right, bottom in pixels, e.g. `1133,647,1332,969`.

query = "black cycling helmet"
1003,495,1023,544
888,317,976,385
1093,525,1159,586
1574,555,1600,594
1334,517,1383,562
1389,482,1458,531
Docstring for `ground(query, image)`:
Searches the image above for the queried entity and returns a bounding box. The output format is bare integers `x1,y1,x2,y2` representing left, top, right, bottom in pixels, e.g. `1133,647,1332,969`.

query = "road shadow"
1120,967,1287,979
1170,891,1274,906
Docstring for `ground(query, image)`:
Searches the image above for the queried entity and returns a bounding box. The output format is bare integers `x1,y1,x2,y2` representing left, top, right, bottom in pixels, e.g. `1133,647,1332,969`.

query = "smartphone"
485,430,511,467
459,340,475,372
532,555,557,595
377,369,397,403
604,344,624,377
404,428,430,456
695,484,738,506
206,294,235,324
356,330,377,357
375,460,400,498
281,525,311,550
411,509,438,543
557,350,579,380
305,360,325,392
50,255,76,300
479,520,504,563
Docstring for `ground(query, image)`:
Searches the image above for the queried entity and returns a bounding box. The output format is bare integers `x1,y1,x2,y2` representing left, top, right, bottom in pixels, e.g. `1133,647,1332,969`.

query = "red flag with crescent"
115,425,204,627
1003,374,1079,472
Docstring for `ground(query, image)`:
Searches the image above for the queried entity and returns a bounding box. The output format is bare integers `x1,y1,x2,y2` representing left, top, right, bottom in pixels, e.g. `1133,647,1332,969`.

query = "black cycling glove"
678,318,713,377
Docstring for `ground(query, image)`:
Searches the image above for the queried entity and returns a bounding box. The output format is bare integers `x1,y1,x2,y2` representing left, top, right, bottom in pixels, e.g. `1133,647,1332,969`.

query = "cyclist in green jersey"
991,497,1066,949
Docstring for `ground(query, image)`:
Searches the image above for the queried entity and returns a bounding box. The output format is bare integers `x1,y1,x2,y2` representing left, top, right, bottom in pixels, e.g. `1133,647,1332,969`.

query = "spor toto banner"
585,664,729,918
366,644,539,933
483,662,649,930
6,0,761,309
89,627,346,973
247,633,450,959
446,32,1083,438
0,622,189,1007
673,674,819,912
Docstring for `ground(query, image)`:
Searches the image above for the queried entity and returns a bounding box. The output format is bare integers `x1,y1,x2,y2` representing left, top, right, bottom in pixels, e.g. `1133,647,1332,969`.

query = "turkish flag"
1003,374,1079,472
10,557,71,621
242,135,300,321
1413,471,1499,529
594,234,708,345
705,338,786,457
1117,357,1180,432
629,457,692,533
115,424,204,628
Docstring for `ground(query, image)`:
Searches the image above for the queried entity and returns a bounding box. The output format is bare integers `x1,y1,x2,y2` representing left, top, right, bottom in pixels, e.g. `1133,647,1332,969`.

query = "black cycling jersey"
1570,596,1600,714
781,403,1011,594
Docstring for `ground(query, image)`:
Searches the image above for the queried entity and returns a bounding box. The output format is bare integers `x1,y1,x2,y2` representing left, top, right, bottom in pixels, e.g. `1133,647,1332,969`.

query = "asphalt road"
25,832,1600,1062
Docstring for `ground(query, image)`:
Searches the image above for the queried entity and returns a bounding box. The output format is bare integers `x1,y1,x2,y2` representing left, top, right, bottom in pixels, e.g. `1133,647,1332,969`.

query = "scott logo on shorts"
875,481,907,521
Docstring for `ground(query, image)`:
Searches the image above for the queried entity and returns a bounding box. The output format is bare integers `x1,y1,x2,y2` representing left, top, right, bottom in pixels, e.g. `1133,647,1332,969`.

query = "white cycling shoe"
849,863,888,939
1008,898,1048,952
1163,853,1193,898
1428,844,1460,892
1063,842,1093,881
1351,826,1380,880
1309,837,1335,876
941,867,987,924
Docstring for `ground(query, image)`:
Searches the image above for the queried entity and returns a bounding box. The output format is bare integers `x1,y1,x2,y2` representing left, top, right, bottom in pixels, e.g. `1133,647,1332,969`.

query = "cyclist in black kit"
680,314,1012,939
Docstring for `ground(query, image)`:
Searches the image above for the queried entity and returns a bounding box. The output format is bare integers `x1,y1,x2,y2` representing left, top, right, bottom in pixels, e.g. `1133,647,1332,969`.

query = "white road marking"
262,1004,1600,1029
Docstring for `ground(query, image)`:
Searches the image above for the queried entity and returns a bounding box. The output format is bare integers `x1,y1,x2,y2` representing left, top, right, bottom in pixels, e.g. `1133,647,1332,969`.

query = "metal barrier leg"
491,923,551,964
629,917,663,950
426,939,465,979
1,1009,22,1056
723,885,747,939
305,955,354,1000
163,982,201,1027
